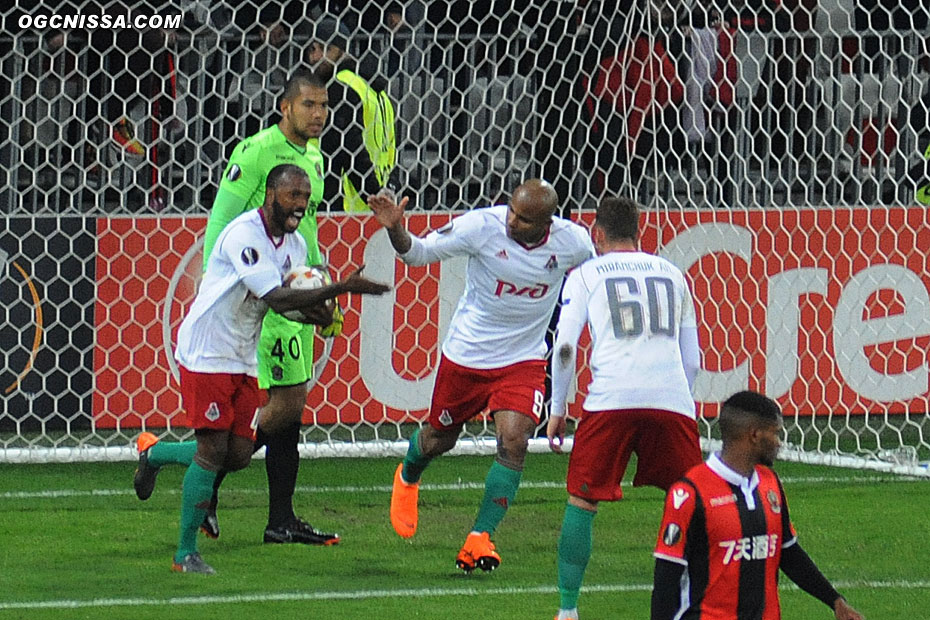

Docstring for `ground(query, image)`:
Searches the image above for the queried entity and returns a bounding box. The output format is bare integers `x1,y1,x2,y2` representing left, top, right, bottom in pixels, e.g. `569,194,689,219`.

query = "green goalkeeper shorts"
257,309,315,389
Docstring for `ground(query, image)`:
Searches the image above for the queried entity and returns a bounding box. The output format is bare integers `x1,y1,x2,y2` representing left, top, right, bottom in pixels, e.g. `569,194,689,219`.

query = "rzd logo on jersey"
494,280,549,299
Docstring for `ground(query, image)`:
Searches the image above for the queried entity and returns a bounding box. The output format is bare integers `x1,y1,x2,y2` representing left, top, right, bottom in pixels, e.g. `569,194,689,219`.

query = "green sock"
558,503,596,611
400,429,433,483
175,462,217,562
148,440,197,468
472,461,522,535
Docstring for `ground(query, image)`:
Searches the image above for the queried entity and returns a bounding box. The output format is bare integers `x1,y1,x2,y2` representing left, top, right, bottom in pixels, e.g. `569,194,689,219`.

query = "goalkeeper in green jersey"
134,69,343,546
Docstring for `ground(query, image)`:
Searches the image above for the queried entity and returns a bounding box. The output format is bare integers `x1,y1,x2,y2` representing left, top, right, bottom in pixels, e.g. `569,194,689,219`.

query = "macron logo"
672,488,690,509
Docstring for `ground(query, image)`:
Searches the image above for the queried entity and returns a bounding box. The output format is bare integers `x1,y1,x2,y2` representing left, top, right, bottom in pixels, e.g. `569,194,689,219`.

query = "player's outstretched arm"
264,265,390,315
367,191,412,254
338,265,393,295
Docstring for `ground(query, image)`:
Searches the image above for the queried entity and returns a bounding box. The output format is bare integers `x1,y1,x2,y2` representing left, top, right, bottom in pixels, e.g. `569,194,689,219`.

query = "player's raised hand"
339,264,391,295
547,415,567,454
367,189,409,230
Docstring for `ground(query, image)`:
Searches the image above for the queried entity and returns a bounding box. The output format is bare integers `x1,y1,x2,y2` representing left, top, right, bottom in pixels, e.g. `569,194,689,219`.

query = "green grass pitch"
0,454,927,619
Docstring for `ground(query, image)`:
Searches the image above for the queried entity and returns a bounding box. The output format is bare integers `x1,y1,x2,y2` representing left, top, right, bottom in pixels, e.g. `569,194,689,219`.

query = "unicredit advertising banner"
93,208,930,428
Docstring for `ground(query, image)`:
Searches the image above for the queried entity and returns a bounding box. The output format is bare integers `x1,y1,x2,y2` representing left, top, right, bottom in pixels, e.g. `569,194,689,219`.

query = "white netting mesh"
1,1,929,473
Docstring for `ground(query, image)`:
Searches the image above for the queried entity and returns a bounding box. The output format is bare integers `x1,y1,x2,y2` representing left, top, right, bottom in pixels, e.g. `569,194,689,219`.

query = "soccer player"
652,391,864,620
138,68,344,546
547,196,702,620
135,165,389,574
366,179,596,572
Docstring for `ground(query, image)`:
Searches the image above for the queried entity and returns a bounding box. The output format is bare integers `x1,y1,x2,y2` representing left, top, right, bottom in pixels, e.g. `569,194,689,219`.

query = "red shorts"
567,408,701,502
428,355,547,430
179,366,265,439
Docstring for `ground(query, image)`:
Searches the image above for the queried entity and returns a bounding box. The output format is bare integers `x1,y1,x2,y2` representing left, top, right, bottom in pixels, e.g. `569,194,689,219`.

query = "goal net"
1,0,929,474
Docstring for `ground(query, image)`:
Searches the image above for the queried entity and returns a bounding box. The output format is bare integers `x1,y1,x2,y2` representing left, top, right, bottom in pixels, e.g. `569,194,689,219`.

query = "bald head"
506,179,558,245
513,179,558,217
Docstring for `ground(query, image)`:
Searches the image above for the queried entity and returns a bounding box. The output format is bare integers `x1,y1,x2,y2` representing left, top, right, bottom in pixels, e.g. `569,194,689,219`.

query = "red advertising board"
93,208,930,428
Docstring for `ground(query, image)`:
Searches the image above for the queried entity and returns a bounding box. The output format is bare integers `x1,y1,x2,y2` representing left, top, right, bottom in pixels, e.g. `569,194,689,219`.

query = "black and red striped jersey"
653,454,797,620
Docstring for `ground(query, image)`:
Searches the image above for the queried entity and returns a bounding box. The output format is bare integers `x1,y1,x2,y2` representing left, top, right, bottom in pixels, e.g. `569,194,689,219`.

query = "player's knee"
193,443,227,472
260,385,307,434
498,425,530,452
420,425,458,457
224,445,253,471
193,429,231,471
496,431,529,470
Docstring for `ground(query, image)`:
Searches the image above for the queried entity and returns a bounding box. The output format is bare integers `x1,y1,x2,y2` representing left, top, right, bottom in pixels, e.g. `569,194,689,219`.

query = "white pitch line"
0,580,928,611
0,474,920,501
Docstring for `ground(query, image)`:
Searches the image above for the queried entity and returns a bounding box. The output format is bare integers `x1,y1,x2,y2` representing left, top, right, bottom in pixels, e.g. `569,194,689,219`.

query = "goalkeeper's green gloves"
317,302,344,338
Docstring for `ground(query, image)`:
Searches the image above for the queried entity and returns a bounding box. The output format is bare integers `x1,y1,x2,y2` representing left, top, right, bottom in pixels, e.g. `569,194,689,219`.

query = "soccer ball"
285,265,330,290
282,265,333,322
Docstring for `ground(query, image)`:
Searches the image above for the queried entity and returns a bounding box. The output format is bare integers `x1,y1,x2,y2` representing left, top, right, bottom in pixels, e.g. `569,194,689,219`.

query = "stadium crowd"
1,0,928,212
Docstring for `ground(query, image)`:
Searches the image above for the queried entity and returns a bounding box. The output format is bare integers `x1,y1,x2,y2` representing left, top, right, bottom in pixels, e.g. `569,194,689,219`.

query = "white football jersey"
400,205,595,369
554,250,698,418
176,209,307,375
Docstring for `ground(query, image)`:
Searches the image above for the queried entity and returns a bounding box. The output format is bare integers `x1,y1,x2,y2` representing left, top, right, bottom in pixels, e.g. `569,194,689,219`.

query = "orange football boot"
390,463,419,538
455,531,501,573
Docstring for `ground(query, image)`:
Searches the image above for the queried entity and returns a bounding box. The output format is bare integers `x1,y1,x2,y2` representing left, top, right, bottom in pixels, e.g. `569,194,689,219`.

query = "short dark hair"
596,196,640,242
718,391,782,443
266,164,308,192
281,68,326,103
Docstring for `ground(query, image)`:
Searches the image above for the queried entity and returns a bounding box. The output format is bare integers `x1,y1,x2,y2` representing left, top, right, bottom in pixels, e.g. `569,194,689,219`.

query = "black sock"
208,430,267,509
209,470,227,509
254,426,270,453
265,422,301,528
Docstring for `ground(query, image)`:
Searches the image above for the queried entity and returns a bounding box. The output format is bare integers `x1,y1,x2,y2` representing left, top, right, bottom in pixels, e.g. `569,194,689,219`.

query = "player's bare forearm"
263,272,390,313
340,266,393,295
300,304,336,326
264,284,346,313
367,193,412,254
386,223,412,254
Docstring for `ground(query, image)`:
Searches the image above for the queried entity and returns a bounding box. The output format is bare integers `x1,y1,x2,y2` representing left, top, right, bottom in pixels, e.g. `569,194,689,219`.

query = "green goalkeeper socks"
175,462,217,562
472,461,522,535
148,440,197,469
557,503,596,611
401,429,433,483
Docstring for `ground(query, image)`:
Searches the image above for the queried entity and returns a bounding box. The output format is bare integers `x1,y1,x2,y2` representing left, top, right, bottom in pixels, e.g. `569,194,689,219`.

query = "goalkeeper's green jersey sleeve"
202,125,326,270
